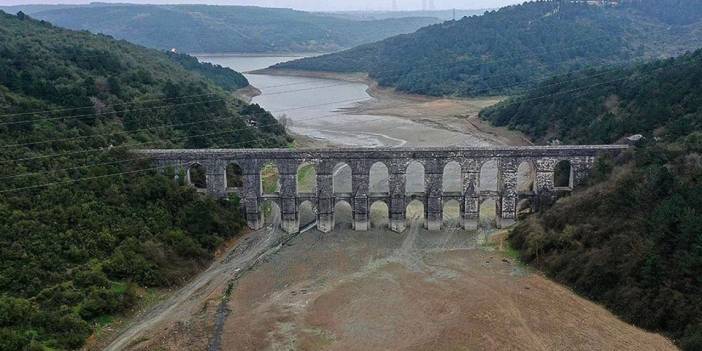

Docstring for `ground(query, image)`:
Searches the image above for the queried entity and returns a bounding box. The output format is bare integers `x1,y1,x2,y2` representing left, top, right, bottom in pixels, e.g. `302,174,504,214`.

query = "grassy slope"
0,12,287,350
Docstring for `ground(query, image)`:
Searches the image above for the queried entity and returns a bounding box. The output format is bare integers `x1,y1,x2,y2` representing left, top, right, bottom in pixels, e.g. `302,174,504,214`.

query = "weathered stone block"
136,145,626,233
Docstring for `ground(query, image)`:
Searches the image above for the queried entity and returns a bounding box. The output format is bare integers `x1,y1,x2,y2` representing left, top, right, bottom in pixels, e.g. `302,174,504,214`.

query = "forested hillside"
322,9,487,21
0,12,287,350
482,49,702,349
276,0,702,97
3,4,439,54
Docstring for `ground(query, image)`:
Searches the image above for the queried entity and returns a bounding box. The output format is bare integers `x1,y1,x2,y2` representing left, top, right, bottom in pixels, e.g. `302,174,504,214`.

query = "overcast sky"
0,0,524,11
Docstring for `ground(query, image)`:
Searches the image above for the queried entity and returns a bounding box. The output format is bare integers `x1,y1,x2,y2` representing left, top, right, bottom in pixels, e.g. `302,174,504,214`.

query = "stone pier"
137,145,626,234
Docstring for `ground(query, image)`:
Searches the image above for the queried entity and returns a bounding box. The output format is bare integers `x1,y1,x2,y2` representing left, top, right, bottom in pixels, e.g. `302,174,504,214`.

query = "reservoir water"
197,54,490,148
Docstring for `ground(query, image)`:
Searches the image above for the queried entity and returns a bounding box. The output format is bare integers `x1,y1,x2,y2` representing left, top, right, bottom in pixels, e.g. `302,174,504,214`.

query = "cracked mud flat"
126,222,676,351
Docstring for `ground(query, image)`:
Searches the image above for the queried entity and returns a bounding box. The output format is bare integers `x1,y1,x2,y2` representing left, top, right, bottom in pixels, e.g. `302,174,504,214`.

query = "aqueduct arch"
139,145,626,234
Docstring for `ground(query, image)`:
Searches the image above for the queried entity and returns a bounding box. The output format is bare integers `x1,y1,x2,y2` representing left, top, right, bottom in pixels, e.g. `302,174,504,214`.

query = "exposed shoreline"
251,67,533,147
233,84,261,103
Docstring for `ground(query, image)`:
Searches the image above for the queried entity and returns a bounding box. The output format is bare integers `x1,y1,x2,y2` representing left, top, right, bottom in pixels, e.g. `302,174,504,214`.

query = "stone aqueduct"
138,145,627,234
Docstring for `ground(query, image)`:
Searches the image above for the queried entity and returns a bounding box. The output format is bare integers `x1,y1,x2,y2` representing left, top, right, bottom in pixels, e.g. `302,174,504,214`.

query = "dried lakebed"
99,54,676,350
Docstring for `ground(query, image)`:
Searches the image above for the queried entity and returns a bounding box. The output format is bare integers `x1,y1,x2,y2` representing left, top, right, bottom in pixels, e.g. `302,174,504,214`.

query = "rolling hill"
275,0,702,97
0,3,440,54
481,46,702,350
0,11,287,350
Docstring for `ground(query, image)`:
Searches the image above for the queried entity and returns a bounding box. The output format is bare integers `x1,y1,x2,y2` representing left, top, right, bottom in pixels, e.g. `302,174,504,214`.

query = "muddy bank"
233,85,261,103
253,68,532,146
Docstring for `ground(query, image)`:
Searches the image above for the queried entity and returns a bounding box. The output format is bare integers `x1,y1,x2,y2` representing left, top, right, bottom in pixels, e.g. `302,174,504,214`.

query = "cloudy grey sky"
0,0,523,11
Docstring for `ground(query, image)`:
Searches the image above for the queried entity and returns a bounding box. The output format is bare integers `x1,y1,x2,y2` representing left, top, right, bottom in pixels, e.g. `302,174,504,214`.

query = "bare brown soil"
118,224,677,351
219,227,675,351
233,85,262,103
98,69,676,351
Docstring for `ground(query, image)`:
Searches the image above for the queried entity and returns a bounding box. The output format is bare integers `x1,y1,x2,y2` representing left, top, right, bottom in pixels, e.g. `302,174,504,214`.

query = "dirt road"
101,211,301,351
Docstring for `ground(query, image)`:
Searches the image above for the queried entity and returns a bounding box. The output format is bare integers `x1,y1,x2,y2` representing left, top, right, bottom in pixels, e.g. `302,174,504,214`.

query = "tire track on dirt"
105,212,308,351
208,219,319,351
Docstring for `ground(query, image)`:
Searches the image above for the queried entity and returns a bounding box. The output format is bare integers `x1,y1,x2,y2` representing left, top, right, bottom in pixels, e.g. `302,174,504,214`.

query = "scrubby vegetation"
7,4,439,54
483,46,702,349
277,0,702,97
166,52,249,92
0,12,288,350
481,49,702,144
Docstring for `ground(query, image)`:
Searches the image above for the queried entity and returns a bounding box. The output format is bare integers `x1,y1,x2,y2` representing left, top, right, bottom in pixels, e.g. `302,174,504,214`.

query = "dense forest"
276,0,702,97
0,12,288,350
0,4,439,54
483,48,702,349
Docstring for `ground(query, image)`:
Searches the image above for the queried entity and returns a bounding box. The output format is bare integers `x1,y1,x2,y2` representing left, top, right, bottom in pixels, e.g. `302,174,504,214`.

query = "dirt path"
101,213,301,351
111,219,678,351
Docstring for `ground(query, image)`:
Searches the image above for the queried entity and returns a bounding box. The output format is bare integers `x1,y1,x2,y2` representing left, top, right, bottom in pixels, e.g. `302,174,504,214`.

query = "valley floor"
97,68,677,351
115,226,677,351
252,68,532,147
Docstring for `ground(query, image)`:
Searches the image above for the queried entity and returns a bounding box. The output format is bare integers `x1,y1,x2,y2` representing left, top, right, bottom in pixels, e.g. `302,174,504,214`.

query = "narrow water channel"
197,54,490,148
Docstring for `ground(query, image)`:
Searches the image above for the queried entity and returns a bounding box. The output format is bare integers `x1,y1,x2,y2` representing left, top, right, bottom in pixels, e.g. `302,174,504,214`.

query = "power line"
0,35,622,121
0,51,667,163
0,92,222,119
0,111,394,181
0,97,370,164
0,98,227,127
0,32,680,193
0,59,676,193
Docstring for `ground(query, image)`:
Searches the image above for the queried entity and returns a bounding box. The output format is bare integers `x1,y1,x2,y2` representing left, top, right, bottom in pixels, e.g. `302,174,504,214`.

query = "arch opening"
334,200,353,229
554,160,573,188
370,201,389,229
479,198,498,229
333,162,352,194
262,200,281,226
517,161,535,193
297,162,317,194
226,162,243,189
188,163,207,189
442,161,462,193
406,161,425,194
479,160,498,192
298,200,316,227
406,199,425,226
443,200,461,228
260,162,280,195
369,162,389,194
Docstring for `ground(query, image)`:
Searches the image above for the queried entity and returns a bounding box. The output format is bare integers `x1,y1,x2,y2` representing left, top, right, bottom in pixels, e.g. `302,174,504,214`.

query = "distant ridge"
0,3,441,54
275,0,702,97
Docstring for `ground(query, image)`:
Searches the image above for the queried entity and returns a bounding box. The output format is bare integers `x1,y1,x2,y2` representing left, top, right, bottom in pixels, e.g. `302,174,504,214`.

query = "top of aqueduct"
137,145,628,159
